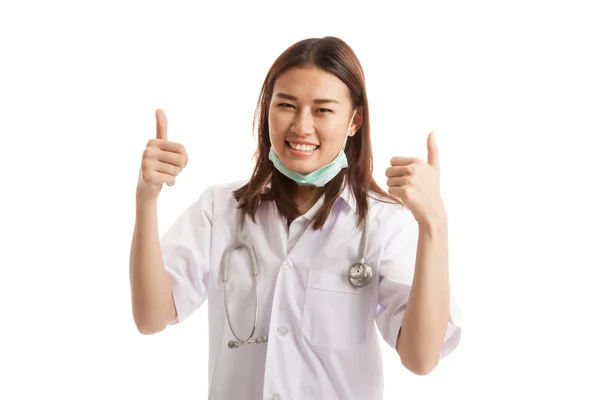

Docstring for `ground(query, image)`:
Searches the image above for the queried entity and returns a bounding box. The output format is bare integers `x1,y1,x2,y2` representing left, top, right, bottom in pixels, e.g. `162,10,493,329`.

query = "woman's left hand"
385,132,447,226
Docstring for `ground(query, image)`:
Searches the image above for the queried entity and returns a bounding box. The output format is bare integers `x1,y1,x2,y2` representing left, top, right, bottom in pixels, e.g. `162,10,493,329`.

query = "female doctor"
130,36,462,400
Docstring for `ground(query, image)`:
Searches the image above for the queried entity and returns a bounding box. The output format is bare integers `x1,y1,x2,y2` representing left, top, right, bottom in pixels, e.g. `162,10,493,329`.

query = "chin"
284,160,319,174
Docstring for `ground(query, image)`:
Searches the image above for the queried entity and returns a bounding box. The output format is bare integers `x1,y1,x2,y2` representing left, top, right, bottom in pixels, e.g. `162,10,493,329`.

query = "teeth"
288,142,318,152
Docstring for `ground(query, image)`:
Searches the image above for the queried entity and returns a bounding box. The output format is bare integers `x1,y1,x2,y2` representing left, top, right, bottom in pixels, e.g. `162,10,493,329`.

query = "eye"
277,103,294,108
317,108,334,113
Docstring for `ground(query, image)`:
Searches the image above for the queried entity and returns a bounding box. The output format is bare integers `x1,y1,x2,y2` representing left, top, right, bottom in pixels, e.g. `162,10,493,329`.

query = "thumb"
156,108,168,140
427,131,440,169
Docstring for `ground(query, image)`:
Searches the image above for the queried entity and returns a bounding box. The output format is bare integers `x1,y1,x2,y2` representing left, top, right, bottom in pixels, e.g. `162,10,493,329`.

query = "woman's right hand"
136,109,188,202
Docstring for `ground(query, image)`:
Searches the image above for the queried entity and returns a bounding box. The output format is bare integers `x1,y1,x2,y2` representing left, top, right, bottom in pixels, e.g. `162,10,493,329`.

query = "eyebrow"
274,92,340,105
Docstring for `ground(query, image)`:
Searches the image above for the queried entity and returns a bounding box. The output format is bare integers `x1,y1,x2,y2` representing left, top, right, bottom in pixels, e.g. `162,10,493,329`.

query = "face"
268,66,361,174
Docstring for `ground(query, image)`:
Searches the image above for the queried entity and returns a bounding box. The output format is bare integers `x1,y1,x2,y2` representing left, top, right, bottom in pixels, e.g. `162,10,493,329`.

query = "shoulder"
201,179,247,200
193,179,248,212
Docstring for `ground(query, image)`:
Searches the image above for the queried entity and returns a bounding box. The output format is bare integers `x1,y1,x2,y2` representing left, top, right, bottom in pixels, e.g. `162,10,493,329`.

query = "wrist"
136,190,158,209
417,215,448,235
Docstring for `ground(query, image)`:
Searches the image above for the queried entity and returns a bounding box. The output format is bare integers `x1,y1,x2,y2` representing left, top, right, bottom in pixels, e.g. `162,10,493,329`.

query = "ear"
348,106,363,137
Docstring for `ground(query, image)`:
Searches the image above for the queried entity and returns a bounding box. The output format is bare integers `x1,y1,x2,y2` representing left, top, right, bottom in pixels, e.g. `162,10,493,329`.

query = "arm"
375,208,462,376
129,198,177,335
396,219,450,375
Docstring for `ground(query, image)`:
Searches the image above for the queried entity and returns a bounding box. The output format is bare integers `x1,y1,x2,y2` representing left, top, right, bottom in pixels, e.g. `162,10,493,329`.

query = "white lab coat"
160,180,462,400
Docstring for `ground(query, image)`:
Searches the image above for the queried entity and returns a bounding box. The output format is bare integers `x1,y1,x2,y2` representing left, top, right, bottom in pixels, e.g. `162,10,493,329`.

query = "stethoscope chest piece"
348,261,373,287
348,214,373,288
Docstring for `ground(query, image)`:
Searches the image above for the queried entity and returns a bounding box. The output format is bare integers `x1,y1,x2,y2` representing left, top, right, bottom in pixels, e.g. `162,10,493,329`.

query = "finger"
386,176,410,187
154,160,182,177
385,165,412,178
180,145,188,167
156,150,187,169
150,139,186,155
159,141,188,167
146,140,188,169
142,169,176,186
390,156,420,166
427,131,440,169
156,109,168,140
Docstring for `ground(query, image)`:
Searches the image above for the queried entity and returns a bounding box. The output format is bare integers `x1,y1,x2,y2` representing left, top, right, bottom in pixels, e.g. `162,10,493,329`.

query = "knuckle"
178,154,187,167
142,147,153,159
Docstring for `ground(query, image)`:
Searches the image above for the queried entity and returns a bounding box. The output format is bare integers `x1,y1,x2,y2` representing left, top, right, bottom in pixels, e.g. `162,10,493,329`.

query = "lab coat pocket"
301,269,373,350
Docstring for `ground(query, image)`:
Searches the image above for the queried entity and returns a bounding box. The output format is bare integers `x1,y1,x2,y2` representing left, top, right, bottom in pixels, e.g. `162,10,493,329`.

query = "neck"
294,185,324,215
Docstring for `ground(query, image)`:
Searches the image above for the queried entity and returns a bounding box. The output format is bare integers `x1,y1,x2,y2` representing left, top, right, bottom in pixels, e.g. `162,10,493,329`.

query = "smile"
286,141,319,152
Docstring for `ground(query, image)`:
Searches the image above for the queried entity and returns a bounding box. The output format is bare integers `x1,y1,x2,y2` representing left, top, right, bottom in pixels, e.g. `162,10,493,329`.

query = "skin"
267,66,362,214
387,133,450,375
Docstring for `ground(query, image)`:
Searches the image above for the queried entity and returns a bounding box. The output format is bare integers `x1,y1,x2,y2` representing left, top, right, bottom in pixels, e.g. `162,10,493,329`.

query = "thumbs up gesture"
385,132,446,226
137,109,189,202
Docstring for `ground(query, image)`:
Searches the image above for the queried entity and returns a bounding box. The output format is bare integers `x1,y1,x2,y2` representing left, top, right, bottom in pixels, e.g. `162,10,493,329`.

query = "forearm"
397,219,450,375
129,198,176,334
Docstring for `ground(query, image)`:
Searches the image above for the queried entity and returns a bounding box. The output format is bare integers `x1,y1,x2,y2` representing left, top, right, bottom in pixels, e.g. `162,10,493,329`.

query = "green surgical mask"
269,110,357,187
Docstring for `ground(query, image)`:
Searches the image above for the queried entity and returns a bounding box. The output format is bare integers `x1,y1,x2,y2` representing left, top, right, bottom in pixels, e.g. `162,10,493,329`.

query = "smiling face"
268,66,361,174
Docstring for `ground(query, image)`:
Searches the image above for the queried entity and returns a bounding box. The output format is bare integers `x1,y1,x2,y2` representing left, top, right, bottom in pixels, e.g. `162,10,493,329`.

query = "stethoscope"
220,208,373,349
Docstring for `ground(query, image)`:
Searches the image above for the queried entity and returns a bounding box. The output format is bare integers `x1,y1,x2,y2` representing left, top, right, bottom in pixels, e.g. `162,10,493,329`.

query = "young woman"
130,36,462,400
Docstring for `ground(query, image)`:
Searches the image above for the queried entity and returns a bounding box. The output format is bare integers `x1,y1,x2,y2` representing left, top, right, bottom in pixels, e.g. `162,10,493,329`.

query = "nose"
291,110,315,136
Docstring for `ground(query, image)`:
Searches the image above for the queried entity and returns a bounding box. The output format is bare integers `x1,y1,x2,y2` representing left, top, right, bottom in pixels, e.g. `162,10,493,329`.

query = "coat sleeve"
160,186,214,325
375,206,463,359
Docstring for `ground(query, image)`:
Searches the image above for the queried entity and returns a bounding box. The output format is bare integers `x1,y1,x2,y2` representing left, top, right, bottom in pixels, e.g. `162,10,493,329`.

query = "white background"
1,0,599,399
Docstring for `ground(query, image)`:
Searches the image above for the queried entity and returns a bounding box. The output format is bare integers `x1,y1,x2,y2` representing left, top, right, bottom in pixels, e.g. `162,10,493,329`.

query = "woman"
130,36,462,400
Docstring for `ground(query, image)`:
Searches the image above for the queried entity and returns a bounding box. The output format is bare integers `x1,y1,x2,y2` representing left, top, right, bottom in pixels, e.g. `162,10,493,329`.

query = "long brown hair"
233,36,401,229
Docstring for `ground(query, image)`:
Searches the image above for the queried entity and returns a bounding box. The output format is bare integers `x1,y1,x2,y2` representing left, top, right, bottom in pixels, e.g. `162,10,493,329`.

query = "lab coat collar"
260,176,357,220
300,179,356,221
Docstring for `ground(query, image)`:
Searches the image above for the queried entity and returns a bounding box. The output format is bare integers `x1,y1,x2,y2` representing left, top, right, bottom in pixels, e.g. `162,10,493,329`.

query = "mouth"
286,141,320,153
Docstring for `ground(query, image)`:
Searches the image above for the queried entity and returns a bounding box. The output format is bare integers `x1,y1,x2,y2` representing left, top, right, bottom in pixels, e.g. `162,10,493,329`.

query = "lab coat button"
281,260,293,270
277,326,289,336
270,395,281,400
